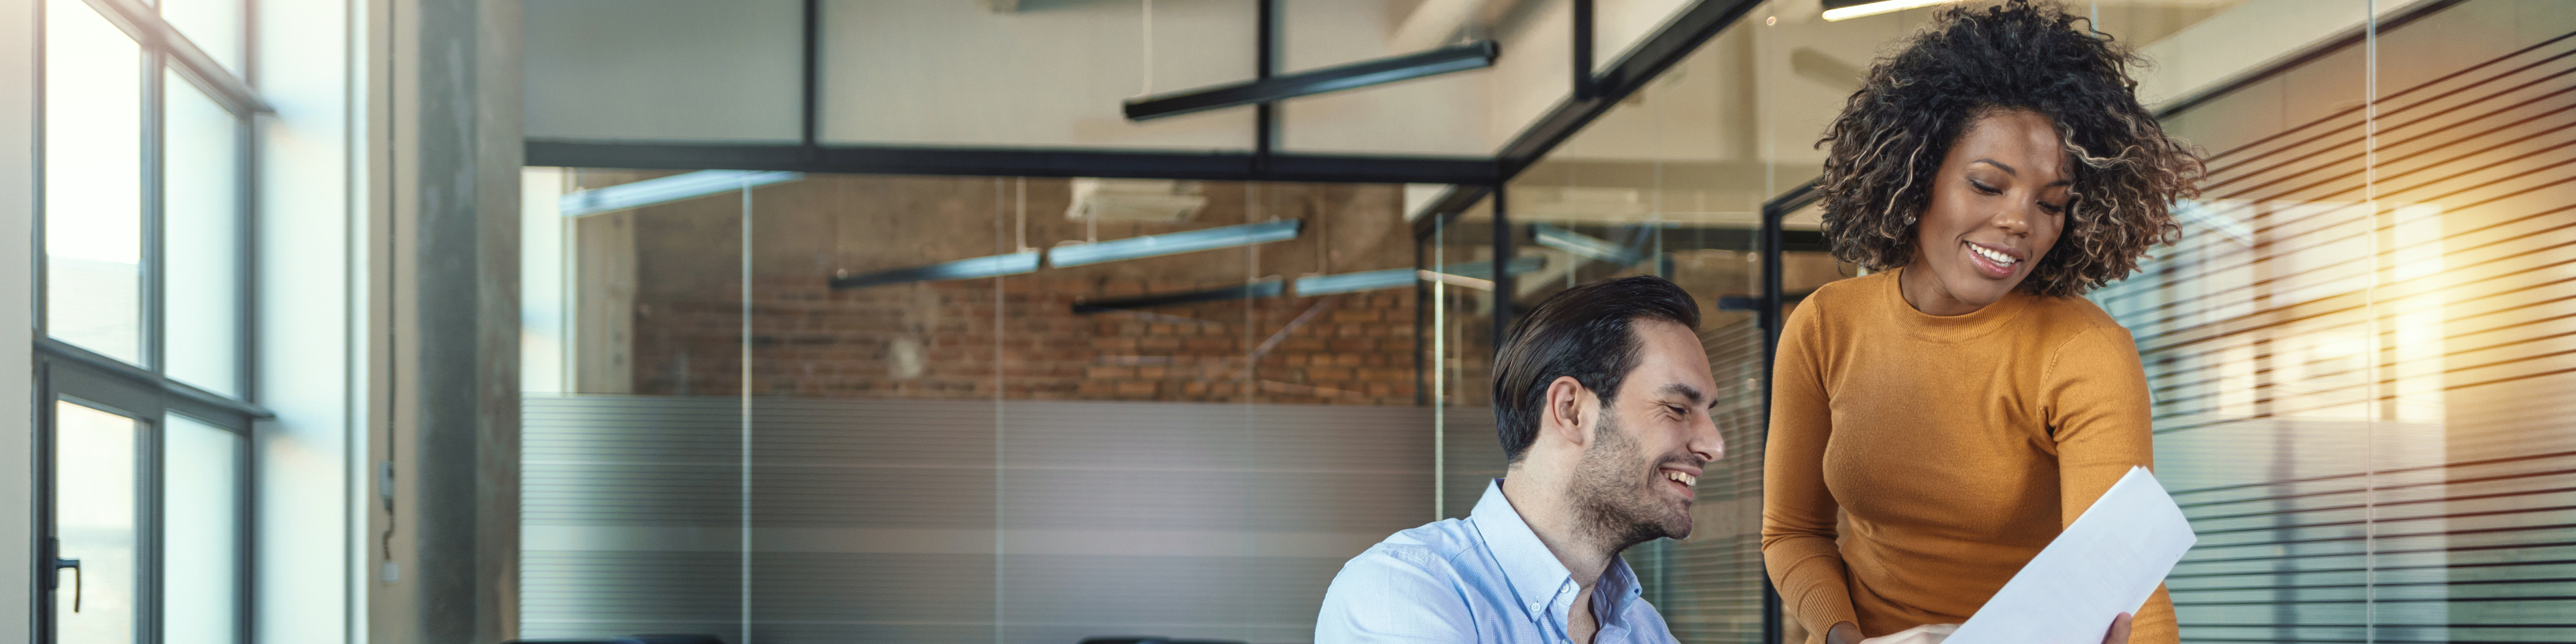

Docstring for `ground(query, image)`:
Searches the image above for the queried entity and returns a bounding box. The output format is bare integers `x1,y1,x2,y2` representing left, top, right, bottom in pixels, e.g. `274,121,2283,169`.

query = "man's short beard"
1570,410,1694,552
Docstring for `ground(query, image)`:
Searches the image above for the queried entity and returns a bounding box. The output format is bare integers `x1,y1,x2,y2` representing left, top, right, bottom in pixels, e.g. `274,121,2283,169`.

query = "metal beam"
1415,0,1764,239
1491,183,1513,352
1124,41,1500,121
1495,0,1762,176
1256,0,1279,166
1573,0,1597,99
525,140,1503,185
1756,178,1819,644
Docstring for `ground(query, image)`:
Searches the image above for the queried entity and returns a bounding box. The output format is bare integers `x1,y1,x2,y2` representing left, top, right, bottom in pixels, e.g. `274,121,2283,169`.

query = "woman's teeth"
1970,244,2018,266
1664,471,1697,487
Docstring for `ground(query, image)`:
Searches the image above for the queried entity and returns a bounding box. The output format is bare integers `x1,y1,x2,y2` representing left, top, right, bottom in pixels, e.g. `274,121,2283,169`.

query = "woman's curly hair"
1816,0,2202,297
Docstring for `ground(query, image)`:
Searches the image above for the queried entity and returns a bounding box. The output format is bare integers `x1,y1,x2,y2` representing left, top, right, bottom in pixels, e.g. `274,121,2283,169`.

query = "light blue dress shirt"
1315,480,1680,644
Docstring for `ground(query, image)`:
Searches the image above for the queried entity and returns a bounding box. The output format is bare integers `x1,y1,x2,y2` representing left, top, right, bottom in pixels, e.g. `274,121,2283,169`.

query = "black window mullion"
234,80,256,409
138,411,164,644
144,48,164,376
233,415,254,644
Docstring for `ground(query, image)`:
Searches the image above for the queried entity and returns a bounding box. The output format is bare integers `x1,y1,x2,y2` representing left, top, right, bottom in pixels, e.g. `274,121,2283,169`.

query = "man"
1317,276,1725,644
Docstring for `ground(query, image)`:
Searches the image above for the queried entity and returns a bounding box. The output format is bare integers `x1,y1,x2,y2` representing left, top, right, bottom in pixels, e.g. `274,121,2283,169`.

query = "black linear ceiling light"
1123,41,1501,121
830,219,1305,290
830,251,1043,290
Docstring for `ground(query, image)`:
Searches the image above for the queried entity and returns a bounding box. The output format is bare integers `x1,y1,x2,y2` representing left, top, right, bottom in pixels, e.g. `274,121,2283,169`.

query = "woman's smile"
1962,240,2024,278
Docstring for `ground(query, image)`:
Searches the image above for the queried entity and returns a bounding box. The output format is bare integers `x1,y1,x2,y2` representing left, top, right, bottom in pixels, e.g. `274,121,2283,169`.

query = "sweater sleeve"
2044,325,2178,644
1763,300,1860,642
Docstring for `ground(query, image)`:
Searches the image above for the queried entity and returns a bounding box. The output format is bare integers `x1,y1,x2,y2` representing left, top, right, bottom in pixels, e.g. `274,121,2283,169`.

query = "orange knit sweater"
1762,270,2177,644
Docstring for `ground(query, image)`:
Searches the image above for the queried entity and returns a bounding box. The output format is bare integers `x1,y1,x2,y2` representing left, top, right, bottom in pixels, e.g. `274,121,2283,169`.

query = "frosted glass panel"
163,68,243,396
163,415,245,644
158,0,245,74
44,0,147,365
53,400,140,644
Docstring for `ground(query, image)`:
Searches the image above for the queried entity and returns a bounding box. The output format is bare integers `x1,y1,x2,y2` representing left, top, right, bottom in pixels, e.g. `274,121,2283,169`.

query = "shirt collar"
1468,480,1642,624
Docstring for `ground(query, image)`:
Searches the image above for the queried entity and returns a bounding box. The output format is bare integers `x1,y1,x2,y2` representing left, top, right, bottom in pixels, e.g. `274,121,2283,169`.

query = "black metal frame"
1123,41,1501,121
527,1,1762,189
1406,0,1768,238
531,0,1505,185
524,140,1501,185
31,1,269,643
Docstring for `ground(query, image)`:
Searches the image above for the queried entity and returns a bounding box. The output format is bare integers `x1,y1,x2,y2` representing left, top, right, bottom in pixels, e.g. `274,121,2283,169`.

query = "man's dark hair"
1491,275,1701,465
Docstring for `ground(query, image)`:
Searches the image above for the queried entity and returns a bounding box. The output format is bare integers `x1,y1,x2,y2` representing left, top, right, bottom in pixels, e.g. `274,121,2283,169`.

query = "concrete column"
371,0,523,641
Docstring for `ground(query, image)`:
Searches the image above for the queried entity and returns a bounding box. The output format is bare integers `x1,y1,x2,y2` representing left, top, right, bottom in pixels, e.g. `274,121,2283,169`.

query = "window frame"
32,0,268,643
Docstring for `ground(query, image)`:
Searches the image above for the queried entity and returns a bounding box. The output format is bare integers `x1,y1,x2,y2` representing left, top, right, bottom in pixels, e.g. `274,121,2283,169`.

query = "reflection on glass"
2093,3,2576,641
164,415,244,644
164,69,243,396
44,0,147,365
54,400,139,644
1431,209,1504,522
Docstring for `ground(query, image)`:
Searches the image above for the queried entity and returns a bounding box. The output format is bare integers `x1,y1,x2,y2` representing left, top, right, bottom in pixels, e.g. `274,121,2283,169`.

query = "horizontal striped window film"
2092,1,2576,641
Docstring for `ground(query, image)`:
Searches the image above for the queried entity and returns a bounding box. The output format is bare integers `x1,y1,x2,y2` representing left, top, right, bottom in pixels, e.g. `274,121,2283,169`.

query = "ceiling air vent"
1066,178,1207,223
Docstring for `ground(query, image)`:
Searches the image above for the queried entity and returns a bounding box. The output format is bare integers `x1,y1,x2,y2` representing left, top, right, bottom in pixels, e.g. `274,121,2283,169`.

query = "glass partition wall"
1426,1,2576,643
521,2,2575,643
521,171,1437,643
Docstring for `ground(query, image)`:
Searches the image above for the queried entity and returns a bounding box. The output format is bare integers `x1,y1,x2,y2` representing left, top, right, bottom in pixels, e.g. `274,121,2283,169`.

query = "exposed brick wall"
604,174,1424,405
632,276,1419,405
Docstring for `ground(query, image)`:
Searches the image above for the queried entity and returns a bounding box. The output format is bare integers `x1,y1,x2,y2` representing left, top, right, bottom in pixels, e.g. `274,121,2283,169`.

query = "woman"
1761,3,2203,644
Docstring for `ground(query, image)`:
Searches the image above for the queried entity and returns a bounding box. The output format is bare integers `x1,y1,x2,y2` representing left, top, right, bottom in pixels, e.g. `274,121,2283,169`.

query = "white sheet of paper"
1947,466,2197,644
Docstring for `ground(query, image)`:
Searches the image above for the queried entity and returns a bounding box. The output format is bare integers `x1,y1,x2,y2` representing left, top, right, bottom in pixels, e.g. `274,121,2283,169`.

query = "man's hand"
2100,612,2133,644
1827,621,1957,644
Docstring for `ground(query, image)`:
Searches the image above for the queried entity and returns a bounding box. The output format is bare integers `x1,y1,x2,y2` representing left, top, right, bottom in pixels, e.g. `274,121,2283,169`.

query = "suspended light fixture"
1049,219,1303,267
1293,257,1546,296
1821,0,1964,21
1073,279,1286,314
557,170,804,217
1531,223,1640,265
830,251,1043,290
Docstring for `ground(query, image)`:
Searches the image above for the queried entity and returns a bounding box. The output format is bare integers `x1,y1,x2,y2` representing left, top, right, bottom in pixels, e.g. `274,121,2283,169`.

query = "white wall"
0,0,37,639
522,0,804,143
816,0,1258,150
253,0,362,641
521,168,566,395
2133,0,2449,109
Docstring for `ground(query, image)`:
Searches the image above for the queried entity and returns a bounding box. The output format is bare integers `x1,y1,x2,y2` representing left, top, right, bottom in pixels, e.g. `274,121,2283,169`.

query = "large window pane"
163,415,245,644
158,0,244,74
54,400,141,644
44,0,148,365
163,69,243,396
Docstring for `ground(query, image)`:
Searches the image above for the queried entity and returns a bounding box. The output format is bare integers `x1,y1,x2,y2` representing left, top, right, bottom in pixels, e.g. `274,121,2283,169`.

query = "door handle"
53,557,80,612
